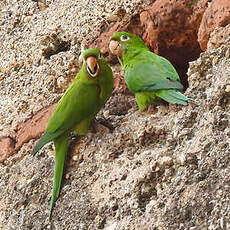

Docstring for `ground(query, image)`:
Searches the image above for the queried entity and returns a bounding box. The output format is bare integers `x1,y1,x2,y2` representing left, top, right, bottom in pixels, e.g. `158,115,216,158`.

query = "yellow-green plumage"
32,48,113,218
110,32,190,110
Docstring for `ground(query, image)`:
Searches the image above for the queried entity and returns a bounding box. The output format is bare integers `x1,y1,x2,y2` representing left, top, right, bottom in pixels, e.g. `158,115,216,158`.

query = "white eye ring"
120,35,130,41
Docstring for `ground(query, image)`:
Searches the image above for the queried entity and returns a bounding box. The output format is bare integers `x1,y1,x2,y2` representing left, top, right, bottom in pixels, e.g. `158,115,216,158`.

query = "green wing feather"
124,51,183,93
32,131,65,155
141,78,184,91
156,89,189,105
46,76,100,134
32,72,100,154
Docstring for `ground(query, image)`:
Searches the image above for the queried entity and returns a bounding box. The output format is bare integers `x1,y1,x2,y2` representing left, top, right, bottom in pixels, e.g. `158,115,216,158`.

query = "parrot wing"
124,51,183,93
31,131,64,155
47,80,100,133
140,78,184,91
32,78,100,155
156,89,189,105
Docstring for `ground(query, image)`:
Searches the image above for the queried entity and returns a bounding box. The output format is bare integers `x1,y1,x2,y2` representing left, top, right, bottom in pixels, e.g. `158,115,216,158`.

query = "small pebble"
214,105,221,111
72,155,78,161
0,67,7,73
177,153,186,165
57,76,66,88
39,4,48,12
212,56,219,65
159,156,173,167
48,151,55,155
225,85,230,93
23,16,32,23
65,173,70,179
103,110,110,118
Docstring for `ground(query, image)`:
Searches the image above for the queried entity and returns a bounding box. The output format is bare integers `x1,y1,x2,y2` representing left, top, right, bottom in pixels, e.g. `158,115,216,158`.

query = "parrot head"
109,32,146,57
82,48,103,78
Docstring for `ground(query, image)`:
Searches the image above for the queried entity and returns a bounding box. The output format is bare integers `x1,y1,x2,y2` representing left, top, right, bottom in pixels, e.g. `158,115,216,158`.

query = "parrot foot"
96,118,114,132
188,98,200,106
68,132,79,152
145,104,158,114
86,133,94,145
69,132,78,140
92,118,114,133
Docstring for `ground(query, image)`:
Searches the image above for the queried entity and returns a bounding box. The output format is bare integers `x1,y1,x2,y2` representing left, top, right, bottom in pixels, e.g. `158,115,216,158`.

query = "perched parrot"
32,48,113,218
109,32,190,111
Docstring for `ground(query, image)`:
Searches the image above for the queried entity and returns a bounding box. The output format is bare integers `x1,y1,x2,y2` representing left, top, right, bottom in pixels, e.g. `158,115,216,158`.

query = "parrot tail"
32,133,53,155
49,133,68,219
32,129,66,155
32,133,54,155
156,89,189,106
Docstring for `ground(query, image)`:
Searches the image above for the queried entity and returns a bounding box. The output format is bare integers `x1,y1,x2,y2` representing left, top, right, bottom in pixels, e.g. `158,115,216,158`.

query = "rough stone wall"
1,0,230,161
0,0,152,157
0,0,230,229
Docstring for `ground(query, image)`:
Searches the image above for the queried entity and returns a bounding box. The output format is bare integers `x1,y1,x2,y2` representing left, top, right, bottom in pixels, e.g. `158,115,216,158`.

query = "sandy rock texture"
93,0,230,88
198,0,230,51
93,0,209,88
0,42,229,229
0,0,150,139
207,24,230,51
0,0,230,229
0,138,15,162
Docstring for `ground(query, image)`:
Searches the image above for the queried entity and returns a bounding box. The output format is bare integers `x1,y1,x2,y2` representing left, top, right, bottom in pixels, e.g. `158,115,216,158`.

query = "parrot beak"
86,56,99,77
109,40,122,57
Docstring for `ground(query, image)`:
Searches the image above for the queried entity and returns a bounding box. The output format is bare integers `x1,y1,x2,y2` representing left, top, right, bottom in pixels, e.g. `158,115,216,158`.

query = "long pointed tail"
32,133,54,155
49,133,69,219
156,89,190,106
32,129,67,155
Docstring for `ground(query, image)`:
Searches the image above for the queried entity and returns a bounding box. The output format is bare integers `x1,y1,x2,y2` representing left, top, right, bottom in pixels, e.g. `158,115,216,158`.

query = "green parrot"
109,32,190,111
32,48,113,218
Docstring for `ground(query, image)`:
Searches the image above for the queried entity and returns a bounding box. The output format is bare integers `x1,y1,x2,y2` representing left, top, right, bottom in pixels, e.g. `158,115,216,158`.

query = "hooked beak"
86,56,99,77
109,40,122,57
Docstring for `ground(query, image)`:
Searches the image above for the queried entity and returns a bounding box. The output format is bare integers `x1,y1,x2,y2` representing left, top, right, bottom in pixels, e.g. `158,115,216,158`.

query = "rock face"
93,0,209,89
0,0,230,229
198,0,230,51
207,24,230,51
0,0,150,160
140,0,208,86
0,41,229,228
15,104,56,151
0,137,15,163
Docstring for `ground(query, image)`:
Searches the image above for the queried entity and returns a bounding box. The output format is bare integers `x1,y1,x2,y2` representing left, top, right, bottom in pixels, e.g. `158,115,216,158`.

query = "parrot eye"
120,35,130,41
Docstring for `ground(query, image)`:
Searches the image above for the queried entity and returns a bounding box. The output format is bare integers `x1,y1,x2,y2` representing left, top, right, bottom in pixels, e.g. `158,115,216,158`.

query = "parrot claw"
69,132,78,140
91,118,114,133
146,105,158,114
85,133,94,145
94,118,114,133
188,98,200,106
